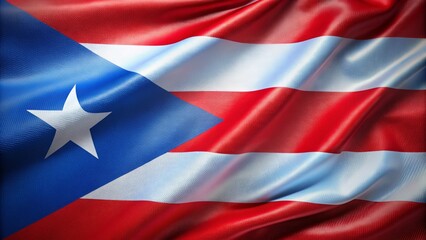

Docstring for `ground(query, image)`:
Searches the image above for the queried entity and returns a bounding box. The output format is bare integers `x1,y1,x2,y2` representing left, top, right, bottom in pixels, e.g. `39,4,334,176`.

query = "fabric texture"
1,0,425,239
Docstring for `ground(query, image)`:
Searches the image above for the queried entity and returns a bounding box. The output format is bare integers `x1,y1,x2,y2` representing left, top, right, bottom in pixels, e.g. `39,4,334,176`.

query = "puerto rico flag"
1,0,425,239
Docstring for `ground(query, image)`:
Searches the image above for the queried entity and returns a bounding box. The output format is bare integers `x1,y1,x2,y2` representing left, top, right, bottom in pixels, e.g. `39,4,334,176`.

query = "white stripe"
85,151,426,204
83,36,426,92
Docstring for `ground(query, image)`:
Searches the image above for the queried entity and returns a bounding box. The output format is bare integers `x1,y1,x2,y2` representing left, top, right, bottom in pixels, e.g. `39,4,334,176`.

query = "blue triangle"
0,1,220,237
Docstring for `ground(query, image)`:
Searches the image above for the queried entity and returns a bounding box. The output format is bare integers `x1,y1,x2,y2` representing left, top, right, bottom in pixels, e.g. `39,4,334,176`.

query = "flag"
1,0,425,239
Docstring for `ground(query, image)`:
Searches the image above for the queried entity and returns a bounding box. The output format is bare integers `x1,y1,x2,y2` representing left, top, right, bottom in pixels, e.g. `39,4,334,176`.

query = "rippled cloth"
2,0,426,239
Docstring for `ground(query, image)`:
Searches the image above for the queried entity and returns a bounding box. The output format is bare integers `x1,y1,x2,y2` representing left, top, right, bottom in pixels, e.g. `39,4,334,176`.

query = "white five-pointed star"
28,85,111,159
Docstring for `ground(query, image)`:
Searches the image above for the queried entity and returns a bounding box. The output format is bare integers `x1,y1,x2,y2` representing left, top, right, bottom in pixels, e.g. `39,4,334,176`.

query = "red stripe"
8,0,425,45
8,199,425,240
172,88,425,153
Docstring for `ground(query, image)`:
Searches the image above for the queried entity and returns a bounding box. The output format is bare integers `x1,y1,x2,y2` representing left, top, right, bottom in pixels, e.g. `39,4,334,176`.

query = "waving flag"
1,0,425,239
